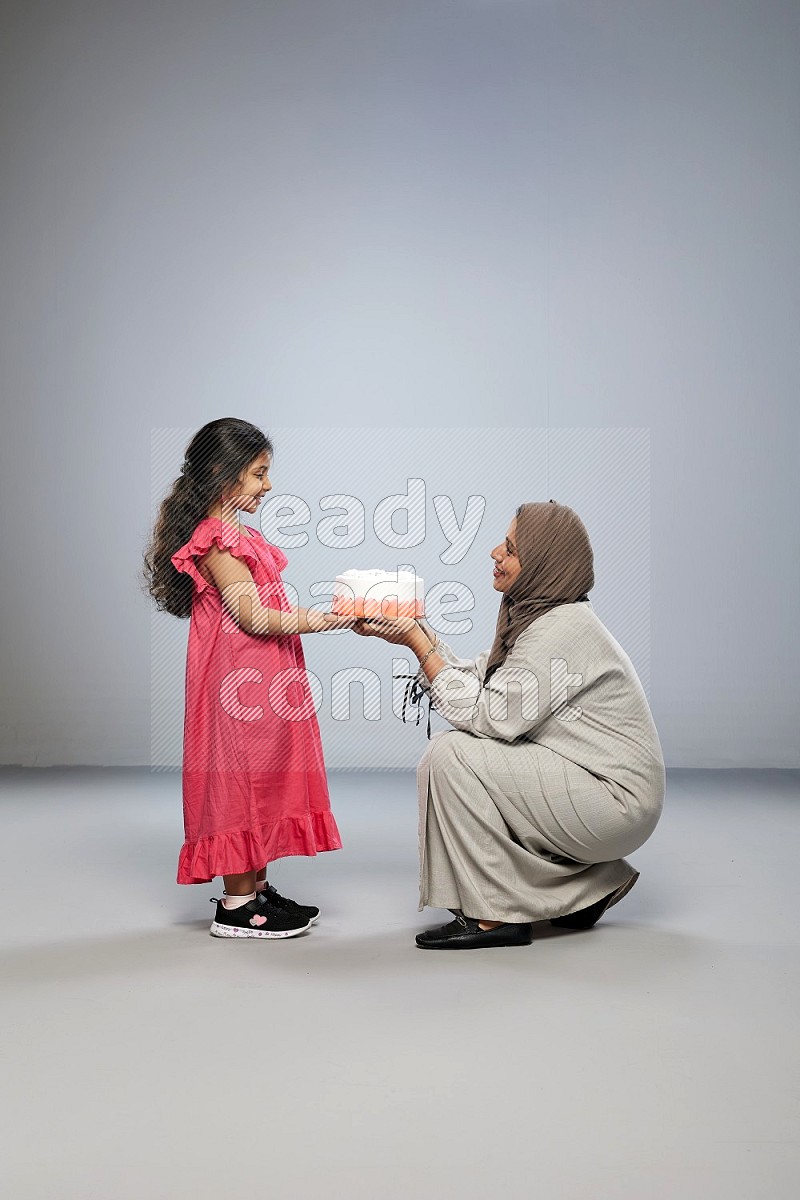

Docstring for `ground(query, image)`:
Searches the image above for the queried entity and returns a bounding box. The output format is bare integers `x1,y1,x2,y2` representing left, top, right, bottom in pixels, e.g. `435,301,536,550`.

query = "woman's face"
490,517,522,592
230,450,273,513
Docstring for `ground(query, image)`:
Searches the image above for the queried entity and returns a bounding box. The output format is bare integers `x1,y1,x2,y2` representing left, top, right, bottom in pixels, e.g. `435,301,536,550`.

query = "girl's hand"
304,608,358,633
352,615,419,644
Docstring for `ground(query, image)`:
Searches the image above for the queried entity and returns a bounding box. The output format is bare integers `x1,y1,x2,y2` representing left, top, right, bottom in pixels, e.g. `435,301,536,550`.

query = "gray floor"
2,767,799,1199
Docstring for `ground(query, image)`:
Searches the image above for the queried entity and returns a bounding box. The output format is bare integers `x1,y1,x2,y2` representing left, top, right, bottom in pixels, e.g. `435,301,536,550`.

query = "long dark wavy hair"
142,418,273,618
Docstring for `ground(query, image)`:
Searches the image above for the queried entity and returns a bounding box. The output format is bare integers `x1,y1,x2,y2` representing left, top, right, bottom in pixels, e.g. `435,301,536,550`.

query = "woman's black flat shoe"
550,872,640,930
415,911,533,950
549,893,614,930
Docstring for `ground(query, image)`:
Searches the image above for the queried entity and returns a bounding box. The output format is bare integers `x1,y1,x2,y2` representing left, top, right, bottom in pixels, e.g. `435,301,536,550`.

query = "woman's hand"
352,615,420,645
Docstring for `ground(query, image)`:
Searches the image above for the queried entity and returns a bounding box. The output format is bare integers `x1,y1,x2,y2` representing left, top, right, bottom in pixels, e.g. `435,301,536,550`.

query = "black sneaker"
257,882,320,925
208,895,311,939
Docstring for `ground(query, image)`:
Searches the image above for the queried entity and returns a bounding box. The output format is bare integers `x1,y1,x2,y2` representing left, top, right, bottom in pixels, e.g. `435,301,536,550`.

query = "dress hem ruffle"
177,810,343,884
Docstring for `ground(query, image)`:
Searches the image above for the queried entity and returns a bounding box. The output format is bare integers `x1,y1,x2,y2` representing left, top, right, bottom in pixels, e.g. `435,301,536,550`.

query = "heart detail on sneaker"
249,914,267,926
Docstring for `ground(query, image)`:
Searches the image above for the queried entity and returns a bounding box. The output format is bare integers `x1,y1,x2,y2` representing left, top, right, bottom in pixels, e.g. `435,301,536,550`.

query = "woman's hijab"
483,500,594,686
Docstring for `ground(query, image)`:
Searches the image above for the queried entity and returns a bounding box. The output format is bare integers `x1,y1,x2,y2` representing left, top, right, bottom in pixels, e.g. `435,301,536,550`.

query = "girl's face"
490,517,522,592
229,450,273,514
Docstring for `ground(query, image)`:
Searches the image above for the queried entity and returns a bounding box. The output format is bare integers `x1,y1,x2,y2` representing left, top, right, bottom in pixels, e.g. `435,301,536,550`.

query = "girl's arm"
199,544,351,636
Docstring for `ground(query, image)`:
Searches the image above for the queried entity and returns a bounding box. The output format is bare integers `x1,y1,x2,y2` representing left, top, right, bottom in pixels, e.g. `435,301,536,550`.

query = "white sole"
209,919,312,939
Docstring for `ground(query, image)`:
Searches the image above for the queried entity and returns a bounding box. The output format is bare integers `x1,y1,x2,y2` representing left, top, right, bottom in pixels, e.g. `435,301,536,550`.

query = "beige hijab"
483,500,594,686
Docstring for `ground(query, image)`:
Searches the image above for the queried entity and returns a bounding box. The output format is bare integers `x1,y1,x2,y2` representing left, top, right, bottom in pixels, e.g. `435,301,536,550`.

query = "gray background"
1,0,797,768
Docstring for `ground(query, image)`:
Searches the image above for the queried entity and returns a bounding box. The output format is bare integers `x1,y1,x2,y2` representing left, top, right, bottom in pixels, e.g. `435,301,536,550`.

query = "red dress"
170,517,342,884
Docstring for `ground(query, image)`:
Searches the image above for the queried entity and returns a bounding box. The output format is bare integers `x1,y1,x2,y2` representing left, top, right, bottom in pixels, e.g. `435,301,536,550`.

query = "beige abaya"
413,600,665,922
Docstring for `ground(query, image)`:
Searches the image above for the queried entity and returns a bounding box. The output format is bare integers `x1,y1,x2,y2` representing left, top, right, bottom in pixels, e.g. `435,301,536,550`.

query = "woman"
354,500,665,950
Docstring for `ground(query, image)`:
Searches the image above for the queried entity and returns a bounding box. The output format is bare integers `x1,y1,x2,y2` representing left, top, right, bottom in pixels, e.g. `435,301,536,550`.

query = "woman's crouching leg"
417,731,645,924
417,730,540,922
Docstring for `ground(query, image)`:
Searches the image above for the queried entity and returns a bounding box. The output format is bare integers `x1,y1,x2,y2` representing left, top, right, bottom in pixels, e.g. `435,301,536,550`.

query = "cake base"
330,596,424,620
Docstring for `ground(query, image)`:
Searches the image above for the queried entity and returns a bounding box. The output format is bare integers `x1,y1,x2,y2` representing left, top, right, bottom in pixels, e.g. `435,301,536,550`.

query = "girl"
143,418,353,939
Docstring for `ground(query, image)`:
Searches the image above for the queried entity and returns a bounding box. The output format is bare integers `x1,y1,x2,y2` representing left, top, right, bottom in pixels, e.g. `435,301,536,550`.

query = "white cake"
330,569,424,619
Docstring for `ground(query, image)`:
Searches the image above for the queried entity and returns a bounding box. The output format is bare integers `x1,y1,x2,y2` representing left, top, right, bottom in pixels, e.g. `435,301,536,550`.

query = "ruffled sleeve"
171,519,262,595
260,537,288,574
